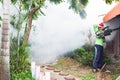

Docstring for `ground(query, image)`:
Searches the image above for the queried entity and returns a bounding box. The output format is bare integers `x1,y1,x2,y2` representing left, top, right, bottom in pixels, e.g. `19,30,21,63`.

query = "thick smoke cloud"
29,0,116,65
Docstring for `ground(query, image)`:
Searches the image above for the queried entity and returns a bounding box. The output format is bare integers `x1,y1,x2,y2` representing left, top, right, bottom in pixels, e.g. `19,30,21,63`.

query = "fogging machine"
96,26,120,37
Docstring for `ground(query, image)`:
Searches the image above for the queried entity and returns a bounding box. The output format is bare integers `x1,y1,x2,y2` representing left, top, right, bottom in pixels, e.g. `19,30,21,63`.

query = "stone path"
31,61,79,80
31,61,120,80
41,65,78,80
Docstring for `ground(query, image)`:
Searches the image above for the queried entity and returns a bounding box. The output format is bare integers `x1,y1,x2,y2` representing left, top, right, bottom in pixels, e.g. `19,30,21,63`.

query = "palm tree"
0,0,10,80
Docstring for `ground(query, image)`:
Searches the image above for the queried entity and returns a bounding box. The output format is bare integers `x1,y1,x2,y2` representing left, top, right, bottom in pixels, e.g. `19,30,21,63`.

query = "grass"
53,57,93,79
53,57,120,80
82,73,96,80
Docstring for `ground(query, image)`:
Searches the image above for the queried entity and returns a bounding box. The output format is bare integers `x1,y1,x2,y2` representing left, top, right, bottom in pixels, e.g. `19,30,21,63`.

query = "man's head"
98,22,104,30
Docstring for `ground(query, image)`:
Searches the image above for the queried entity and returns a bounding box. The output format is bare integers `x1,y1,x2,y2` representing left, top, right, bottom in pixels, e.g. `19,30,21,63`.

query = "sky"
28,0,116,65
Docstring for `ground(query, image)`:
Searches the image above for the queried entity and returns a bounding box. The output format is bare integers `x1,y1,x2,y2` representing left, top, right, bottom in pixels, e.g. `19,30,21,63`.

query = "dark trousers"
93,44,104,69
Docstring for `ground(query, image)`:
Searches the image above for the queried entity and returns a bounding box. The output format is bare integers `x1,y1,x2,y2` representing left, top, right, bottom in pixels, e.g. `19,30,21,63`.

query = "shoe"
92,69,97,73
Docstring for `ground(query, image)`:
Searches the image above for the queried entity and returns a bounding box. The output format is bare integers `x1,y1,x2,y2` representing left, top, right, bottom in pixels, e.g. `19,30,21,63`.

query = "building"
103,2,120,63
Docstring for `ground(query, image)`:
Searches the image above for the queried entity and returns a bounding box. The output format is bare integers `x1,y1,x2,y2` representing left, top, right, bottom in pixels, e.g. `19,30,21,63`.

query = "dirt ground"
48,57,120,80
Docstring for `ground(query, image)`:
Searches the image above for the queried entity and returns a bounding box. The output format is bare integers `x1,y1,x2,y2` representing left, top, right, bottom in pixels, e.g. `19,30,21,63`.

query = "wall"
104,15,120,63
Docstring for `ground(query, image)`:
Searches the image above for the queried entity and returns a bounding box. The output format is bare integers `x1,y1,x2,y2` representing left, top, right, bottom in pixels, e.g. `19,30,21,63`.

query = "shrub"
10,37,34,80
72,47,111,67
73,48,94,66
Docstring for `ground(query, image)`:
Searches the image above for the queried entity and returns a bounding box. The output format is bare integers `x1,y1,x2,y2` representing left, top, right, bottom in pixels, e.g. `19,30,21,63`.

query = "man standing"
93,22,105,72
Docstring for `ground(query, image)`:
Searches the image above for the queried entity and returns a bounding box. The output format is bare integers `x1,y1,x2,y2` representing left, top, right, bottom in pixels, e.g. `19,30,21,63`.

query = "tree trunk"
23,11,33,45
23,7,40,44
0,0,10,80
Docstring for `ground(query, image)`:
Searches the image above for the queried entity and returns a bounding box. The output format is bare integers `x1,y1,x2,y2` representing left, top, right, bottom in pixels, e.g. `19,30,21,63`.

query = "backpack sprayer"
96,26,120,37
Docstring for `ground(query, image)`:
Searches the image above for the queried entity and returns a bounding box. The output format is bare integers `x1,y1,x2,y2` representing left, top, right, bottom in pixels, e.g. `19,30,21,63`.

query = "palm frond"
79,0,88,6
68,0,88,18
79,9,87,19
104,0,120,4
11,0,17,4
0,16,2,21
105,0,113,4
49,0,63,4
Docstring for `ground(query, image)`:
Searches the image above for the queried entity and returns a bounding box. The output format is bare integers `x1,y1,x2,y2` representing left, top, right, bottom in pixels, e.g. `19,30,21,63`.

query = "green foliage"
10,63,35,80
10,13,28,30
82,73,96,80
73,47,94,66
69,0,82,13
10,0,45,20
80,0,88,6
103,54,111,64
49,0,63,4
112,71,119,80
10,37,30,69
11,67,35,80
20,0,45,10
0,16,2,21
72,46,111,66
11,0,17,4
105,0,120,4
33,10,42,20
79,9,87,19
0,0,2,3
68,0,88,18
105,0,113,4
10,37,33,80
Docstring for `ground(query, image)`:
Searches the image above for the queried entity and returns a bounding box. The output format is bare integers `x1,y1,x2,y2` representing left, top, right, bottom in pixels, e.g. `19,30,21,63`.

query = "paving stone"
64,76,76,80
46,65,53,67
46,67,54,70
59,72,69,76
53,69,61,72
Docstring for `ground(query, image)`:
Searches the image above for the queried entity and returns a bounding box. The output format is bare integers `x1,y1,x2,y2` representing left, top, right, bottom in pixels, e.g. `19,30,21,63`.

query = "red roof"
103,2,120,22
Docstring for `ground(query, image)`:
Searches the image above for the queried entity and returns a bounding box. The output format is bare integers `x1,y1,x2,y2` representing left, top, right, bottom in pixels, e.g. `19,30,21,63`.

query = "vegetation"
72,45,111,67
9,2,34,78
73,47,94,66
53,44,119,79
105,0,120,4
10,37,34,80
112,70,120,80
53,56,119,80
82,73,96,80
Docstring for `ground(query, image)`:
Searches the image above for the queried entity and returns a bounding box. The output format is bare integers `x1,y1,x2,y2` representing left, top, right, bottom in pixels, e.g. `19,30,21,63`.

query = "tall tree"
20,0,89,44
22,0,46,45
0,0,11,80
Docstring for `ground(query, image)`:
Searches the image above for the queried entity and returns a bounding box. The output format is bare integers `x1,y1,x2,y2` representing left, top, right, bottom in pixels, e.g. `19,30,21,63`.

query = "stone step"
31,61,78,80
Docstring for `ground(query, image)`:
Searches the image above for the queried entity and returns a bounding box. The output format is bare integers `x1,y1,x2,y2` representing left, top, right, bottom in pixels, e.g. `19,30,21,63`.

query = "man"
93,22,105,72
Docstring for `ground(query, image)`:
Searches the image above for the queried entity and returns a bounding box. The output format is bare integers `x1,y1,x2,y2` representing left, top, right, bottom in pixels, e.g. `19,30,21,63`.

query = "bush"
73,48,94,66
72,47,111,67
103,54,111,64
10,37,34,80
